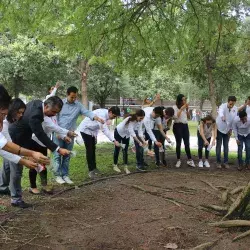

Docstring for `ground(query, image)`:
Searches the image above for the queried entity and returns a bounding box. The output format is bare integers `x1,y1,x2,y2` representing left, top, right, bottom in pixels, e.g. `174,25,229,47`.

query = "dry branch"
210,220,250,228
201,180,218,191
232,229,250,242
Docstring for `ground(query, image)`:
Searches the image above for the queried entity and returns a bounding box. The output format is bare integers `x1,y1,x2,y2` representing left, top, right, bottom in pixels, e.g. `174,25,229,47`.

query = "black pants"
153,130,166,165
81,132,97,172
173,123,191,160
197,131,211,159
114,129,130,165
29,140,48,188
144,131,152,150
134,131,144,167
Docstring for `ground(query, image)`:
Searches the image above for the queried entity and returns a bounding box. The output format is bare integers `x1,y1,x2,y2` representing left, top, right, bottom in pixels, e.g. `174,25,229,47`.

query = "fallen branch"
230,186,245,195
232,229,250,242
209,220,250,228
201,180,218,191
201,205,228,213
221,190,229,204
191,238,220,250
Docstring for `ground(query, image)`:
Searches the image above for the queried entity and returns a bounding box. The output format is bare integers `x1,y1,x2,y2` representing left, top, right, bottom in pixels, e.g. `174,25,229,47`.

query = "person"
143,106,163,168
45,81,61,101
152,107,174,167
216,96,237,169
77,106,121,179
29,116,76,194
141,94,160,156
192,109,197,121
173,94,195,168
232,110,250,171
238,97,250,116
197,115,217,168
114,109,147,173
53,86,104,184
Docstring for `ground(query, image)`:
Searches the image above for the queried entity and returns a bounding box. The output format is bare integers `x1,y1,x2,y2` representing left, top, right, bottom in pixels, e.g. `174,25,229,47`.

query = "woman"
173,94,195,168
113,109,146,173
197,115,217,168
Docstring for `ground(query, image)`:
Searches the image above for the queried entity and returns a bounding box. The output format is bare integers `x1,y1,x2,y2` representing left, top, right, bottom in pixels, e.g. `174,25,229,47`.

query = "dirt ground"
1,156,250,250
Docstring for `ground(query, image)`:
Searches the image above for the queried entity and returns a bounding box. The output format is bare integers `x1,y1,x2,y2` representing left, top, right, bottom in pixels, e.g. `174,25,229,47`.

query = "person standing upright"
53,86,104,184
216,96,237,169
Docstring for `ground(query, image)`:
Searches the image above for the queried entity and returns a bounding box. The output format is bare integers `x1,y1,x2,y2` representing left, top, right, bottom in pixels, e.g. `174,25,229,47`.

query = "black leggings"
173,123,191,160
29,140,48,188
197,131,211,159
153,130,166,165
144,131,152,150
114,129,130,165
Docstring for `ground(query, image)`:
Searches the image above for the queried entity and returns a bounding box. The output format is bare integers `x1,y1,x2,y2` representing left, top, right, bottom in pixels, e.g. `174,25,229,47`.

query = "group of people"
0,83,249,209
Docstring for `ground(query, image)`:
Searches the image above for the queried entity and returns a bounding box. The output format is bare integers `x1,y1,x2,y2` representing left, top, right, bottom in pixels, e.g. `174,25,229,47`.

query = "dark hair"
201,115,215,123
164,107,174,117
6,98,26,123
228,96,237,102
239,110,247,119
247,96,250,101
108,106,121,116
153,106,164,116
126,109,145,124
67,86,78,95
48,86,53,93
44,96,63,110
176,94,185,109
0,85,11,110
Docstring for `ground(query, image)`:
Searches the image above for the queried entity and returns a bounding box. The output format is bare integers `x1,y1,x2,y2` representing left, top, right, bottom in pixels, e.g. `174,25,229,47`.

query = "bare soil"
1,156,250,249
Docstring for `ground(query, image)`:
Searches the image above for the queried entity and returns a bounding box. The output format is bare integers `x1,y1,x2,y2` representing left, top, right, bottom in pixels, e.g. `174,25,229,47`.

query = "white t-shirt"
173,105,188,124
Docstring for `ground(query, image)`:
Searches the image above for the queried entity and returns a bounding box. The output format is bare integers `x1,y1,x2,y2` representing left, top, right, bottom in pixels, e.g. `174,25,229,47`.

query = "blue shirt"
57,99,95,130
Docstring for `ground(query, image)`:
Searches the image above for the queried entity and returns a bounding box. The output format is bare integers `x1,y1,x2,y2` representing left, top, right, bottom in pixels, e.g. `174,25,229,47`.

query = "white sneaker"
63,176,74,184
124,165,130,174
175,160,181,168
187,159,195,167
198,160,204,168
55,176,65,185
113,164,121,173
204,160,210,168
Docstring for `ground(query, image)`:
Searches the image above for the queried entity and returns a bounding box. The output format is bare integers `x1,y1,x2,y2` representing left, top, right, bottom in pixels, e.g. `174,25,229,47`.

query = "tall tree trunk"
206,56,217,118
79,59,89,108
13,76,22,98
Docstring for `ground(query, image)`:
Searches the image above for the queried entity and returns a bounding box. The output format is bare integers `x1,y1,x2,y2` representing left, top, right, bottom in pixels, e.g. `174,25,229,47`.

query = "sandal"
29,188,40,195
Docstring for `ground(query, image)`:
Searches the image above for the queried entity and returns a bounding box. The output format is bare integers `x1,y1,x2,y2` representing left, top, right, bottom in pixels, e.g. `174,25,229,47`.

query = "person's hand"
155,93,161,100
166,137,172,143
64,136,72,144
67,131,78,138
211,140,216,147
55,81,61,89
204,140,209,146
236,140,240,145
19,158,38,169
114,140,120,147
31,152,50,165
155,141,162,147
95,116,105,124
58,148,71,156
139,142,143,147
142,141,148,147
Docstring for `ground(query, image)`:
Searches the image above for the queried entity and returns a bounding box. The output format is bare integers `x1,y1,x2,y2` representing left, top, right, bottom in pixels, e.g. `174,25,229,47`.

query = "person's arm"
128,122,142,145
176,104,187,118
238,104,246,112
218,104,225,121
211,123,217,146
199,122,209,145
186,104,190,119
232,119,239,144
2,120,12,142
100,122,120,146
144,119,162,147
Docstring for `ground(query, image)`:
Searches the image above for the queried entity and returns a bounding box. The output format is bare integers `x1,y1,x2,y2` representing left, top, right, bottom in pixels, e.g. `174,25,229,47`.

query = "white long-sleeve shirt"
143,107,161,142
232,116,250,140
32,116,68,147
0,121,21,164
44,87,58,101
77,109,114,141
116,117,144,139
216,103,238,134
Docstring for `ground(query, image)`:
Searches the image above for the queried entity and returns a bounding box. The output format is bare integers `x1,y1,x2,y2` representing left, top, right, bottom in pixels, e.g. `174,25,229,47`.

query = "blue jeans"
216,130,229,164
238,134,250,165
53,135,74,177
0,159,23,202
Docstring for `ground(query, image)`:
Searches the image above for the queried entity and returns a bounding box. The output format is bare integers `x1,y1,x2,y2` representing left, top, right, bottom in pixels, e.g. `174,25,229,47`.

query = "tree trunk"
206,56,217,118
13,76,22,98
79,59,89,108
199,98,205,111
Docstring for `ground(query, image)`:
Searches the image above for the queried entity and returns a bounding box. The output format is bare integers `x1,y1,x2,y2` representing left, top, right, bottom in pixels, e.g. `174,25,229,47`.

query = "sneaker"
198,160,204,168
224,163,230,169
136,165,146,171
113,164,121,173
93,168,102,175
175,160,181,168
88,170,97,179
204,160,210,168
29,188,40,195
63,176,74,184
238,164,243,171
217,163,222,169
11,200,33,209
161,160,167,167
187,160,195,167
124,165,131,174
55,176,66,184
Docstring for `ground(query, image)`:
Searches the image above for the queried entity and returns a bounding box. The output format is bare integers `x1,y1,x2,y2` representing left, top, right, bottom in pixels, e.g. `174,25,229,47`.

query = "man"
232,111,250,171
238,96,250,116
77,106,121,178
216,96,237,169
142,106,163,170
53,86,104,184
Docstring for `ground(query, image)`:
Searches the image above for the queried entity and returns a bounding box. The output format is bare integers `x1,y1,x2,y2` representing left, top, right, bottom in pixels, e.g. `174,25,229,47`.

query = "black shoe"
0,189,11,196
136,165,146,171
143,162,149,167
11,201,33,209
